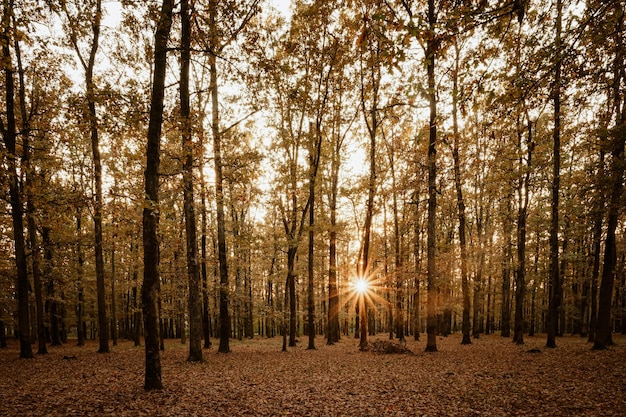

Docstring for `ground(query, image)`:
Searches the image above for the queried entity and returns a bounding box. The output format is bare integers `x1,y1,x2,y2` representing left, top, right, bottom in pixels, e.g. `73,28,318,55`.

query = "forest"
1,0,625,406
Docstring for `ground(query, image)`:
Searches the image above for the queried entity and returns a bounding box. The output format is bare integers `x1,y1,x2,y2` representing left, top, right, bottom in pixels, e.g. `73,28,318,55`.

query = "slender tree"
142,0,174,390
425,0,439,353
180,0,203,362
593,2,625,350
546,0,563,349
60,0,108,353
1,0,33,359
449,37,471,345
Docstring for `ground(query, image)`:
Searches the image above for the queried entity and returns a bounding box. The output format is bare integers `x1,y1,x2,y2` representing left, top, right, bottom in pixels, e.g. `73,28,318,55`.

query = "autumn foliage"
1,334,625,416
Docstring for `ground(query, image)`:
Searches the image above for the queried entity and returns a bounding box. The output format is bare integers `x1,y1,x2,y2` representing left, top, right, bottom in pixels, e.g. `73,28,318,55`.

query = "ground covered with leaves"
1,333,625,416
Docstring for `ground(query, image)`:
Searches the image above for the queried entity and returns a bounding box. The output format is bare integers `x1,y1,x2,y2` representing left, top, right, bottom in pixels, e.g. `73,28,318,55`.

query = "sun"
353,278,370,295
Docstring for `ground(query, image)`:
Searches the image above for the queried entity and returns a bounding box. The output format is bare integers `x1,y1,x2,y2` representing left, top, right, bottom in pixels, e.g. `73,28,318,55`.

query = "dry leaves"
1,333,625,416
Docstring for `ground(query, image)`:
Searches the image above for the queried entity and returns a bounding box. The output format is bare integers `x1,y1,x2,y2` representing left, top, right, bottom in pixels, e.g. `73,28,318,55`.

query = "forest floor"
1,333,625,416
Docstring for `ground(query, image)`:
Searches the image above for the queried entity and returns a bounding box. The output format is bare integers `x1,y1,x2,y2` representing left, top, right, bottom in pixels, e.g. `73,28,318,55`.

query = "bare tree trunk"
207,0,231,354
425,0,438,353
76,211,86,346
111,239,118,346
307,179,316,349
546,0,563,349
500,196,512,338
1,0,32,358
64,0,109,353
180,0,203,362
593,3,625,350
513,118,533,345
15,29,46,354
451,39,470,345
142,0,173,391
327,143,340,343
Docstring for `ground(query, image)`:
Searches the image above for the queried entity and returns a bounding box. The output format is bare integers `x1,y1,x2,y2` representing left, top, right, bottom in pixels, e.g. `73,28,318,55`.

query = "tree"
546,0,563,349
180,0,203,362
13,14,47,354
142,0,174,391
192,0,259,354
424,0,439,353
59,0,109,353
593,1,625,351
1,0,33,359
450,38,471,346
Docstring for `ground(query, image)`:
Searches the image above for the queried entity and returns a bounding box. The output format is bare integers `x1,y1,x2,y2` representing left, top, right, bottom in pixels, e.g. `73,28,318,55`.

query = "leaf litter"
0,333,625,416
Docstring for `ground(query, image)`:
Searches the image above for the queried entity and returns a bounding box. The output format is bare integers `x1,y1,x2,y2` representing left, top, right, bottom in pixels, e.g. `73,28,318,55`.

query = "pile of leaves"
1,334,625,416
363,339,413,354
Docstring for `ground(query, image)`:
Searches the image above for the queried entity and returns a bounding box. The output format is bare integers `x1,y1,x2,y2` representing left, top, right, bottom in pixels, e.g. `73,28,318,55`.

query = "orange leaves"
1,335,625,416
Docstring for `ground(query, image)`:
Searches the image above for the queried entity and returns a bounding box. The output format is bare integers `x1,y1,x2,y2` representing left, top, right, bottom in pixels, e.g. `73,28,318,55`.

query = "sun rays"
340,267,391,314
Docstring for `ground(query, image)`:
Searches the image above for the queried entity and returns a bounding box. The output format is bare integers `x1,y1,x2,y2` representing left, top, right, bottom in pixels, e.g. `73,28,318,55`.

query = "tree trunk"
327,153,340,344
141,0,173,390
286,246,297,347
425,0,438,353
593,3,625,351
18,39,46,354
207,0,231,354
1,0,33,359
588,144,605,343
546,0,563,349
500,195,513,337
111,240,118,346
201,187,212,348
76,212,86,346
594,132,625,349
68,0,109,354
451,40,470,345
513,118,533,345
388,145,405,343
180,0,203,362
327,120,341,344
307,181,315,350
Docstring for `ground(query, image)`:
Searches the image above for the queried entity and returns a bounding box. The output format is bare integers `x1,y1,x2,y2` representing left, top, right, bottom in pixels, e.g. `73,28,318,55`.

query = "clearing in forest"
1,334,625,416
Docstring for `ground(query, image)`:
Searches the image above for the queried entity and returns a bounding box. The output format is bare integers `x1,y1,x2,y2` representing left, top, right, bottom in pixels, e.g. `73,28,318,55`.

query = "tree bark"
1,0,33,359
180,0,203,362
451,39,471,345
546,0,562,349
593,2,625,351
513,118,533,345
500,196,512,338
65,0,109,354
327,136,340,344
76,211,86,346
16,29,46,354
207,0,231,354
142,0,173,390
425,0,438,353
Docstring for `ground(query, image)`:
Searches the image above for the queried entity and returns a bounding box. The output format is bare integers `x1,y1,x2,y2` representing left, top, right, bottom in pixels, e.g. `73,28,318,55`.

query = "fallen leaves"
0,333,625,416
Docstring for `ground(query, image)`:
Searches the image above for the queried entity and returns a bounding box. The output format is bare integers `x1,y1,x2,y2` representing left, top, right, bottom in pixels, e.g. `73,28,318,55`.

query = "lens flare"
354,278,369,294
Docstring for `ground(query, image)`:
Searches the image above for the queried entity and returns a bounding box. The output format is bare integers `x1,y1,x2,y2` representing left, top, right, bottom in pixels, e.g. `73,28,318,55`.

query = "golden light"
353,278,370,295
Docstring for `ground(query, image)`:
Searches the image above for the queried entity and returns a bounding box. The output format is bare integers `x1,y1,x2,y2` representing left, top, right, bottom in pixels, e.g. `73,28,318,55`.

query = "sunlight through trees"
0,0,625,392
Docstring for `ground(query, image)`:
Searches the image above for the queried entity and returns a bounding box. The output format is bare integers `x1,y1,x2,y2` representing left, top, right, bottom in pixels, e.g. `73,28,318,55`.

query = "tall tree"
180,0,203,362
513,116,533,345
451,38,471,346
60,0,108,353
0,0,33,359
208,0,230,353
424,0,439,353
14,17,47,354
546,0,563,349
194,0,259,353
593,2,625,350
142,0,174,390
